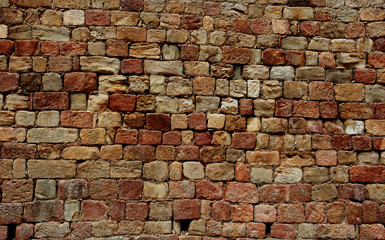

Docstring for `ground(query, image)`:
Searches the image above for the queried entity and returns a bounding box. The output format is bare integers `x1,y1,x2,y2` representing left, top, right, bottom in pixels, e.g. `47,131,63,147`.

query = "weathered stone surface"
80,57,120,74
28,160,76,178
27,128,78,143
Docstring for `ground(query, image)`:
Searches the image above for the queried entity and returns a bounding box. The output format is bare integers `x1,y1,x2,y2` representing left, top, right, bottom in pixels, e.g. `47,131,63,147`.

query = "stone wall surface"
0,0,385,239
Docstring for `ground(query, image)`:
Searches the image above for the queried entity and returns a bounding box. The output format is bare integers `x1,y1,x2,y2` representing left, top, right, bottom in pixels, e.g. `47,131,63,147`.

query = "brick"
195,132,211,146
293,101,319,119
222,46,250,64
233,18,250,33
176,145,199,160
117,26,146,41
121,59,143,75
352,136,372,150
263,48,285,65
126,203,148,221
232,132,256,150
246,222,266,238
188,113,206,130
14,40,39,55
118,180,143,200
309,82,333,101
363,201,378,224
350,166,385,183
60,42,86,56
1,142,36,159
182,15,201,30
306,202,325,223
0,203,23,224
326,202,344,223
0,72,18,92
251,18,271,34
24,200,64,222
122,0,144,11
81,200,107,221
232,205,253,222
169,181,195,199
85,10,110,25
196,180,223,200
278,204,305,223
33,92,69,110
173,199,200,220
146,113,171,131
0,40,13,54
15,223,34,240
316,150,337,166
212,201,230,221
61,111,93,128
346,202,362,224
162,131,181,145
271,223,297,239
288,184,311,202
124,145,155,161
64,72,97,93
107,40,128,57
58,179,89,199
333,135,352,150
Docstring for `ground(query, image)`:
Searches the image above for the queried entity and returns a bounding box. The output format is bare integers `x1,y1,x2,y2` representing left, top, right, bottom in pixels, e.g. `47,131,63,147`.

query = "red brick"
320,102,338,119
106,40,129,57
24,200,64,222
260,185,286,203
346,202,362,224
0,40,14,54
315,9,333,21
139,129,162,145
363,201,378,224
33,92,69,110
58,179,89,199
0,226,6,240
293,101,319,119
319,52,335,68
240,98,253,115
286,50,305,66
85,10,110,26
338,184,366,201
0,72,19,92
306,202,325,223
225,182,259,203
124,145,155,161
196,180,223,200
288,184,311,202
61,111,93,128
181,45,199,61
71,222,92,238
121,59,143,74
126,203,148,221
109,94,136,112
204,2,220,15
375,103,385,119
146,113,171,131
60,42,87,56
169,181,195,199
275,99,293,117
271,223,296,239
235,162,250,182
0,203,23,224
301,21,320,36
222,46,250,64
369,52,385,68
233,18,250,33
109,200,125,221
360,224,385,240
41,41,59,55
340,103,375,119
176,145,199,160
173,199,200,220
251,18,271,34
115,129,138,144
118,180,143,200
81,200,107,221
246,223,265,238
232,132,256,150
15,223,34,240
350,166,385,183
346,22,365,38
263,49,286,65
182,15,201,30
374,137,385,150
352,136,372,150
162,131,181,145
306,119,323,134
333,135,352,150
121,0,143,11
64,72,97,93
212,201,231,221
231,205,253,222
195,132,211,146
14,40,39,55
200,146,225,163
380,205,385,224
355,68,376,84
326,202,344,223
375,38,385,52
277,204,305,223
316,150,337,166
89,179,117,200
188,113,207,130
1,142,36,159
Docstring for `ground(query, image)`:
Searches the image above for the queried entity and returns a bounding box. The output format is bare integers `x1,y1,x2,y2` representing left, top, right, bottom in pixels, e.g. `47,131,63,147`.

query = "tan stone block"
28,160,76,178
62,146,99,160
80,128,106,145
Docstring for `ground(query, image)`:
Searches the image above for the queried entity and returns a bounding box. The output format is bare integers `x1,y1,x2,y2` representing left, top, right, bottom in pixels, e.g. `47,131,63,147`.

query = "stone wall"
0,0,385,239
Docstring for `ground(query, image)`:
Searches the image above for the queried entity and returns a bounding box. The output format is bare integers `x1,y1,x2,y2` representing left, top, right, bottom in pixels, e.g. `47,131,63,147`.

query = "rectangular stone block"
28,160,76,178
27,128,78,143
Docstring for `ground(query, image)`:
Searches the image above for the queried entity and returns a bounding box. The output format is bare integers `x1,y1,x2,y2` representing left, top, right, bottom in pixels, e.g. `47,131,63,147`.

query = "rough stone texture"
0,0,384,238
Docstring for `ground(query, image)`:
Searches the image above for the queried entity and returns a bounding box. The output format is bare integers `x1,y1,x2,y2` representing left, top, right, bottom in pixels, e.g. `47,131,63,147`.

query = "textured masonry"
1,0,385,239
